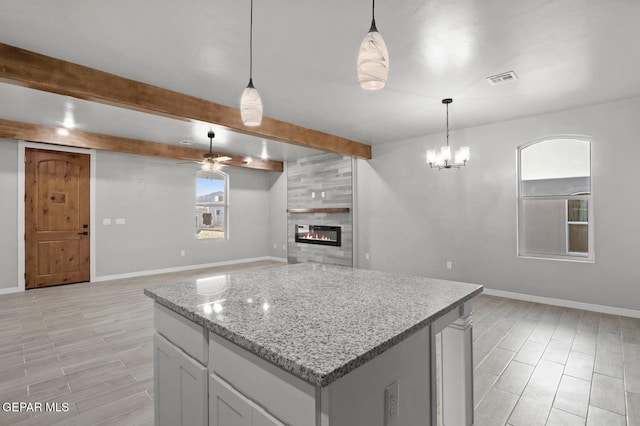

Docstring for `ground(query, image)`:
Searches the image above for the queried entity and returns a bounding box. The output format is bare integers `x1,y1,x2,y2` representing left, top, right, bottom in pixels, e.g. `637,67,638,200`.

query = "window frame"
516,136,594,263
195,169,229,241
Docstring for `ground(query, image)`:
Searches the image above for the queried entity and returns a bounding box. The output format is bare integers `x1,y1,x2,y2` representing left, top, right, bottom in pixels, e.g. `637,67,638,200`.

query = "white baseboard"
0,287,20,295
483,288,640,319
93,256,286,283
266,256,288,263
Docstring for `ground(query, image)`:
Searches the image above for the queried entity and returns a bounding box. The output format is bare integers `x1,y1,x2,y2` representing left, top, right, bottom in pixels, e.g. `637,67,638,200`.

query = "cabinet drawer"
154,303,207,364
209,333,315,426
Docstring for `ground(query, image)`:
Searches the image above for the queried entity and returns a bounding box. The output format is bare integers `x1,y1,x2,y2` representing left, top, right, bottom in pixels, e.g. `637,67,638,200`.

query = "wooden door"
25,148,90,289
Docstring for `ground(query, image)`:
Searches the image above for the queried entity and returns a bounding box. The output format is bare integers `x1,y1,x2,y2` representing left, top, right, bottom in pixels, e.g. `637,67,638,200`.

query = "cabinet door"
253,405,287,426
209,374,287,426
209,374,252,426
154,334,208,426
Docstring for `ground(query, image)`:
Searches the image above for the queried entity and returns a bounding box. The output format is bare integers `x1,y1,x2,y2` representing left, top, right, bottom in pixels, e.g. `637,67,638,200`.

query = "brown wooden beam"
0,118,283,172
0,43,372,159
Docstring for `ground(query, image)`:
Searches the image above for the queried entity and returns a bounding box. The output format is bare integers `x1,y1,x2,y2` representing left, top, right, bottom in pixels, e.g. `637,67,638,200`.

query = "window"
518,138,592,261
195,170,228,240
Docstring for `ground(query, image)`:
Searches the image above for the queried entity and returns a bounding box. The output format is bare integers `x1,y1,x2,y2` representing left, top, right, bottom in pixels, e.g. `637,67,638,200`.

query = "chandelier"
427,98,469,169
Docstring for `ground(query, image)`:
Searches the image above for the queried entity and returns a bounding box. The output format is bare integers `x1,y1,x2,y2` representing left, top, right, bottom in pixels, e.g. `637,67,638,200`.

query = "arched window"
195,170,229,240
517,137,593,261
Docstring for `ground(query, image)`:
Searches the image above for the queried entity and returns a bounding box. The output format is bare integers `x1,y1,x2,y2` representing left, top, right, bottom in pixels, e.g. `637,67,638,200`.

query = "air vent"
179,140,192,145
486,71,518,86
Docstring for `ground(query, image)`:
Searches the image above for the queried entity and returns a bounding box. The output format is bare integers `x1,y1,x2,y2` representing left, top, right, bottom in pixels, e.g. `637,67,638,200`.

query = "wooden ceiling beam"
0,118,284,172
0,43,372,159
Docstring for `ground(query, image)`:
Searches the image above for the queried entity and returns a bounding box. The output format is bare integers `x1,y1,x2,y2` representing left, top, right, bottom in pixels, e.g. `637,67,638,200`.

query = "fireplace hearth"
295,225,341,247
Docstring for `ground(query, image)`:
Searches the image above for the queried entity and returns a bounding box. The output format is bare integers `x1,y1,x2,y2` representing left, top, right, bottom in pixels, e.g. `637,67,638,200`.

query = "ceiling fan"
182,131,232,171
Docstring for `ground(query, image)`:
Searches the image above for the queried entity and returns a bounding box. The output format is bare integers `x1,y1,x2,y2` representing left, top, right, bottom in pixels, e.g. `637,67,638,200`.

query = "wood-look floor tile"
542,339,572,364
94,403,154,426
528,359,564,394
564,351,594,381
590,373,626,415
494,361,535,396
477,347,515,375
554,375,591,418
514,340,546,366
586,405,625,426
594,348,624,379
474,368,499,408
546,408,585,425
624,342,640,366
74,378,152,414
507,385,554,425
571,330,597,355
628,392,640,426
474,387,519,426
626,369,640,394
528,323,556,345
598,331,622,354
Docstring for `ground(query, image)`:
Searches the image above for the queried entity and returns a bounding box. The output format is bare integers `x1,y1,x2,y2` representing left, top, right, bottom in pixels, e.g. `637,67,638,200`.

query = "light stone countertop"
144,262,483,387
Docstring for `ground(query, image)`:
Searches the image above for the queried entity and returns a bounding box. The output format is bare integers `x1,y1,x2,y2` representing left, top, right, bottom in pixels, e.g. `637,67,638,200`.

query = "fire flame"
300,233,333,241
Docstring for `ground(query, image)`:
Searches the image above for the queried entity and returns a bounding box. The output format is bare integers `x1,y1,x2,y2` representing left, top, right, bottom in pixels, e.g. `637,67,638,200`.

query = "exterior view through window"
518,138,592,261
195,170,228,240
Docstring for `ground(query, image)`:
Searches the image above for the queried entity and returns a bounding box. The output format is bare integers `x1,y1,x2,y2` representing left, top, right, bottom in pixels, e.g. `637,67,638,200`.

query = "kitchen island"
144,263,482,426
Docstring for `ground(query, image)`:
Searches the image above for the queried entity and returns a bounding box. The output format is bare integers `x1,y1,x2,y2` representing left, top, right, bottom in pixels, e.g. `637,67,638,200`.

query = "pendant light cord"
370,0,377,31
249,0,254,82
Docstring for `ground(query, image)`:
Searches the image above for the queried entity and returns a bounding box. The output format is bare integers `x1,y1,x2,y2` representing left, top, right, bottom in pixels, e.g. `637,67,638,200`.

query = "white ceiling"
1,0,640,161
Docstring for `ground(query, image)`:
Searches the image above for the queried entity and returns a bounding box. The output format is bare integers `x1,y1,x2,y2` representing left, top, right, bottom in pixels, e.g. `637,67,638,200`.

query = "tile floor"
0,261,638,425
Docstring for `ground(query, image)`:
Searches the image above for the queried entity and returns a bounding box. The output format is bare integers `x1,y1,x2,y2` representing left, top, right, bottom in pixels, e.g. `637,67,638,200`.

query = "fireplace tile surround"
287,153,353,267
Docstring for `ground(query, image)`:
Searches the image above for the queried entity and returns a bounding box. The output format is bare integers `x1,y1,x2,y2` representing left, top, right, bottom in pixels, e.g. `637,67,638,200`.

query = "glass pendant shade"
426,149,437,165
240,79,263,126
357,24,389,90
440,146,451,162
455,146,470,164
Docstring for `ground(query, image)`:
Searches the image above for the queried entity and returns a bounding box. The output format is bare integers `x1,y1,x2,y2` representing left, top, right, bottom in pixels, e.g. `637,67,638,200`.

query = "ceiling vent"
486,71,518,86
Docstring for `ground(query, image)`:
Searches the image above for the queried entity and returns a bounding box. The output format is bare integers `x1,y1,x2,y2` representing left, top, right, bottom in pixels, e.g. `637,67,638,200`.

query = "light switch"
102,218,111,225
115,218,126,225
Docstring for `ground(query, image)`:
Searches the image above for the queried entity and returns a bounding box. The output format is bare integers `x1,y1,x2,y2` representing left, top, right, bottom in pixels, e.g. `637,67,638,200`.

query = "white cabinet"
154,333,208,426
209,374,286,426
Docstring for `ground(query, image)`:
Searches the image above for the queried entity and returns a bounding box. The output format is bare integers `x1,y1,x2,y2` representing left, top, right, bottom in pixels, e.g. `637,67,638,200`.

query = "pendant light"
357,0,389,90
427,99,470,169
240,0,263,126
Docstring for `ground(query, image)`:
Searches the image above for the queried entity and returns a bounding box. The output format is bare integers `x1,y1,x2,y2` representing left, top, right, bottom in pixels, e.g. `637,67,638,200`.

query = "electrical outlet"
384,381,399,426
446,261,453,270
180,250,185,257
273,243,277,249
365,253,370,260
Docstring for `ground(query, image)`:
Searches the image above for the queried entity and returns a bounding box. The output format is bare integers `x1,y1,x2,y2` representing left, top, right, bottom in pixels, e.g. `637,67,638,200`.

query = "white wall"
95,151,275,277
356,97,640,311
0,141,18,290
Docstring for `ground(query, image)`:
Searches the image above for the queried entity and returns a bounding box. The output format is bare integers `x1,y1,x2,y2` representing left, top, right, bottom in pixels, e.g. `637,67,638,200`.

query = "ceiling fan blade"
215,156,232,162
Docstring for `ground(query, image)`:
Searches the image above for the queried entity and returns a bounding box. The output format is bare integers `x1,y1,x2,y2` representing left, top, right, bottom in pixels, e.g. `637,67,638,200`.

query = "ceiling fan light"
240,80,263,126
357,28,389,90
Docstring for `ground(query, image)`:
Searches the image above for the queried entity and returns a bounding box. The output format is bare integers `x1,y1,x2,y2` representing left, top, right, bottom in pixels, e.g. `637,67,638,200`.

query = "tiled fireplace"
287,153,353,267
